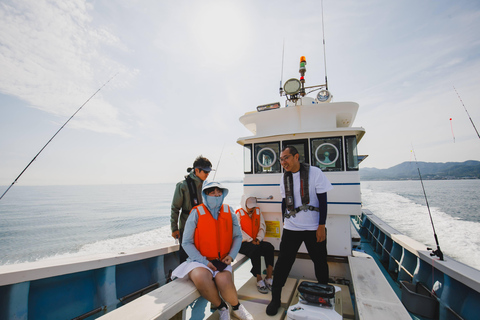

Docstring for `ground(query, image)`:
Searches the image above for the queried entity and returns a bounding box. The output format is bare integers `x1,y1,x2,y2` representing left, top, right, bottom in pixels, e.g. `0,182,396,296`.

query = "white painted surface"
349,251,411,320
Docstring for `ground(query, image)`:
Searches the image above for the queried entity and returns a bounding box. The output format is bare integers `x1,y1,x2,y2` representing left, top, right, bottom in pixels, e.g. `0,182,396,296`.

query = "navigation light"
284,78,301,95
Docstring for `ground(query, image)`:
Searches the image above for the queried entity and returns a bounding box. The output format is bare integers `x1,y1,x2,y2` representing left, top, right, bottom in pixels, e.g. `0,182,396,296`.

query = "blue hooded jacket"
181,181,242,266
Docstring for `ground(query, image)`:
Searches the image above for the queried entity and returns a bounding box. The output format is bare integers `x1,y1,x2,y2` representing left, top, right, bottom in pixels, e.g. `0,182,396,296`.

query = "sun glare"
190,2,251,66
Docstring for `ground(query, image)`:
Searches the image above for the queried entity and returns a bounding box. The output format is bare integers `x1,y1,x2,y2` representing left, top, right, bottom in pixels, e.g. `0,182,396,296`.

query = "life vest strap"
197,205,207,215
223,204,230,213
285,205,320,219
185,175,199,208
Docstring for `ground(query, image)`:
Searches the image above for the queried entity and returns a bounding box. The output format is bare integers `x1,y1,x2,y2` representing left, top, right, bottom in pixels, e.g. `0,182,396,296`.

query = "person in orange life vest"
172,181,253,320
236,196,274,294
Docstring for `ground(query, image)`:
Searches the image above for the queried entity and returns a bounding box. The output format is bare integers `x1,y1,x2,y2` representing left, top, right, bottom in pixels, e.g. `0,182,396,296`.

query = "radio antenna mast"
321,0,329,90
279,39,285,96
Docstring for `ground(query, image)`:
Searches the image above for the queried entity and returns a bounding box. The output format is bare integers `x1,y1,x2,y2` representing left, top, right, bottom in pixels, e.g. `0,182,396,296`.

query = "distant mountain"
360,160,480,180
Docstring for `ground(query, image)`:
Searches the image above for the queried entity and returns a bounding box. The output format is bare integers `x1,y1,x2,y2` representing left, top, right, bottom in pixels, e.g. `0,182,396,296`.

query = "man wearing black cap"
171,155,213,263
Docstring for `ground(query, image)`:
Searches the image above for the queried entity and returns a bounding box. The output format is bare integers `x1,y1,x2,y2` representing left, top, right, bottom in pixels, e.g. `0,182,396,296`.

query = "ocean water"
361,179,480,270
0,182,244,265
1,180,479,271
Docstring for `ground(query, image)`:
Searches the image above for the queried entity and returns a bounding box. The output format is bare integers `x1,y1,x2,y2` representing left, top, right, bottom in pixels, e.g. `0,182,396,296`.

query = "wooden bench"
349,251,411,320
98,254,249,320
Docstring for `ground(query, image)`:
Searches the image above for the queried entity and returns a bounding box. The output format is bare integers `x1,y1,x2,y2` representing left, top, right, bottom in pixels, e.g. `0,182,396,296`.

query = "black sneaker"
266,298,281,316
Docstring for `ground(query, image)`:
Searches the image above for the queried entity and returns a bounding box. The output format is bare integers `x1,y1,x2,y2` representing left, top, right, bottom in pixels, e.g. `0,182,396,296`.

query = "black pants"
272,229,328,291
239,240,275,277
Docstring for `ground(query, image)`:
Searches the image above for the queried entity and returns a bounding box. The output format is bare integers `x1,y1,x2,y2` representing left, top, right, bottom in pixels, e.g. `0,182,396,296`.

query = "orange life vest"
194,203,233,260
236,207,261,239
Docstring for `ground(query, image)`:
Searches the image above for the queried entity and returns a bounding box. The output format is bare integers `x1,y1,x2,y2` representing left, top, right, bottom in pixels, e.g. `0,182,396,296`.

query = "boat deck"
206,276,353,320
98,250,411,320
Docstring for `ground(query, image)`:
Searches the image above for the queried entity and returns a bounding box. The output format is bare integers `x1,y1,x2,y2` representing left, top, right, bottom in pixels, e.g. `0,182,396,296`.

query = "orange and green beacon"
299,56,307,82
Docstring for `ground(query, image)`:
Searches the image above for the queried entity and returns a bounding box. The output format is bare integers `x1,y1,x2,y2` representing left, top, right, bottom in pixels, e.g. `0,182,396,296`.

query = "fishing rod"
411,147,444,261
0,73,118,201
212,143,225,181
453,86,480,139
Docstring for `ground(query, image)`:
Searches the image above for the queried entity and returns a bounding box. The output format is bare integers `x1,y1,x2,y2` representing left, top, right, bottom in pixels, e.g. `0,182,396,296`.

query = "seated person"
172,181,253,320
236,196,274,294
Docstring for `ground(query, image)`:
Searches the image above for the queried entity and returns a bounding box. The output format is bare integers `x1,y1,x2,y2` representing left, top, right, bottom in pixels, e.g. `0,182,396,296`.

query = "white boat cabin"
237,97,366,257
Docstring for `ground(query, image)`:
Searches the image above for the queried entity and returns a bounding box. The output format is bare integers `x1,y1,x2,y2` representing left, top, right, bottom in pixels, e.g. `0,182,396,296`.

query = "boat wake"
361,187,480,270
37,225,175,262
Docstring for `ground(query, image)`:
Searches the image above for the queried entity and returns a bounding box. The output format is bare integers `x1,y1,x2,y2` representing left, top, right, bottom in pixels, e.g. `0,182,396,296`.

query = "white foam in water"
79,225,174,253
28,183,245,264
40,225,174,261
362,186,480,270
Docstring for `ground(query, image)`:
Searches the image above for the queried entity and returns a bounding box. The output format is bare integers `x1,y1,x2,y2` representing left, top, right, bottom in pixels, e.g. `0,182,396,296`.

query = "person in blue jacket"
172,181,253,320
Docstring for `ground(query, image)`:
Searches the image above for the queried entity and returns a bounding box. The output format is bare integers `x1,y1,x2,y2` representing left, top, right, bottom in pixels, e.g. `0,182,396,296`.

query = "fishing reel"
427,246,444,261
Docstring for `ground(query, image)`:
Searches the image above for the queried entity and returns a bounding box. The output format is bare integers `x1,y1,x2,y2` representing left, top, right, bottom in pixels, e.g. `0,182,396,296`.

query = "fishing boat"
1,55,480,320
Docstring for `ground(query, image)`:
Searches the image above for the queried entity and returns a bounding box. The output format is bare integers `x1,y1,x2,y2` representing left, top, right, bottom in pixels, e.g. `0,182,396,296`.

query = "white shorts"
172,261,233,280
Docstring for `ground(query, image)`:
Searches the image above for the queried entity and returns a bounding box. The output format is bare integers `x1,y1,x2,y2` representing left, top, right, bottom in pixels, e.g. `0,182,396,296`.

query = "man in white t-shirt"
266,145,333,316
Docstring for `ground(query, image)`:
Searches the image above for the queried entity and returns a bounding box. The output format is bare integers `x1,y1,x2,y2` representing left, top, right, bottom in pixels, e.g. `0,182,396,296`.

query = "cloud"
0,0,130,135
1,0,480,186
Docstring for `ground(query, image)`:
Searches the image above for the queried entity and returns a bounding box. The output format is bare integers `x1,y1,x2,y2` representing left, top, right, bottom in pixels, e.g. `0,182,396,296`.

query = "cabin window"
311,137,343,171
244,144,253,174
281,139,309,165
254,142,281,174
345,136,359,171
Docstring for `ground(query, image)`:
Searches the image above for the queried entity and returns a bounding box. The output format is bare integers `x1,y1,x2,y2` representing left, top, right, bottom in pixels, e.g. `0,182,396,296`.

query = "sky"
1,0,479,187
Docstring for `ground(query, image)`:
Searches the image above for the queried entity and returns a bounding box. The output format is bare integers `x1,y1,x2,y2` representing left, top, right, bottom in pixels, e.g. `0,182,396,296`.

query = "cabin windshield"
281,139,309,164
244,135,359,174
311,137,343,171
254,142,281,173
244,144,252,173
345,136,359,171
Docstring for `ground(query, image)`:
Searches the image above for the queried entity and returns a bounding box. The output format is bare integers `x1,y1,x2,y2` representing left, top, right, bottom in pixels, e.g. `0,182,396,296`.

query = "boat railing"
0,243,181,320
355,210,422,282
355,210,480,320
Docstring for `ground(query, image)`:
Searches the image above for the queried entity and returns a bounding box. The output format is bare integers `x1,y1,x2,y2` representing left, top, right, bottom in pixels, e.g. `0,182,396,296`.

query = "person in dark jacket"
170,155,212,263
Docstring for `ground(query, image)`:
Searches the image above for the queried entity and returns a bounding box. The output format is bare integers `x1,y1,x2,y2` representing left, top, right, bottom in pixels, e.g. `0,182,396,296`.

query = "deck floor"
205,259,353,320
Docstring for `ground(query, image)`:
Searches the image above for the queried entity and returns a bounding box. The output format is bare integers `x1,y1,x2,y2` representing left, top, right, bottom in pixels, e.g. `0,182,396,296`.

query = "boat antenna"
0,73,118,201
279,39,285,96
321,0,328,90
453,86,480,139
411,146,444,261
